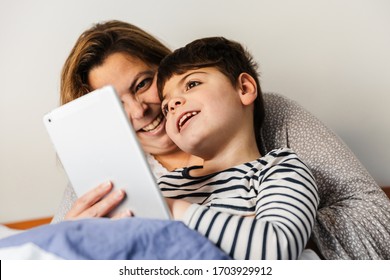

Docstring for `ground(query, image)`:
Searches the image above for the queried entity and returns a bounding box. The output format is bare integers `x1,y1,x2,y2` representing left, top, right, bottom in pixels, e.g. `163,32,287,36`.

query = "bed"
0,218,230,260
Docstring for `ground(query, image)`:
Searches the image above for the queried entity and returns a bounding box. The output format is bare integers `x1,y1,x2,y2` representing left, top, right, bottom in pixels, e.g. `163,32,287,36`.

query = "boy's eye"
185,81,200,91
162,104,169,117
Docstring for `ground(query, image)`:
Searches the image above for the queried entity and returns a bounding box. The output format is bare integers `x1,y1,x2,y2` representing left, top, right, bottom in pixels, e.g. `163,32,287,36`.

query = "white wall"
1,0,389,223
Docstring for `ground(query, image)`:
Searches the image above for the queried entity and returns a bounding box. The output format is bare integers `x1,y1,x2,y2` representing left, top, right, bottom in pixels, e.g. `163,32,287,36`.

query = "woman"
55,22,319,259
54,20,203,221
53,20,390,261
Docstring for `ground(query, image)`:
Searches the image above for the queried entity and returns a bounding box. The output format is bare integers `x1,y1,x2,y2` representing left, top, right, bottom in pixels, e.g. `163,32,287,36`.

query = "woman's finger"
111,209,133,219
65,181,119,219
76,189,126,218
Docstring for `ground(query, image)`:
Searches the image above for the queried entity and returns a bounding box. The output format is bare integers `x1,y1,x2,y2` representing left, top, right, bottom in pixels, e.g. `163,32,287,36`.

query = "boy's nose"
169,97,185,113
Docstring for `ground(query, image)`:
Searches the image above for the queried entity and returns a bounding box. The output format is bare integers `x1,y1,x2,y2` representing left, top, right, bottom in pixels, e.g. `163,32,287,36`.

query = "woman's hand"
65,181,131,220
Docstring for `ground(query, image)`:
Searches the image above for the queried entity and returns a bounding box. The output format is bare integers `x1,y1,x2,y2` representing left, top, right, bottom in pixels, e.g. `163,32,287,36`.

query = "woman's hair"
61,20,171,105
157,37,265,150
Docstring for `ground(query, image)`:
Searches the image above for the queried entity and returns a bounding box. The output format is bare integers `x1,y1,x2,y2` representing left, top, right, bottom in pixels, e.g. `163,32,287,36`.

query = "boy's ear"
238,73,257,106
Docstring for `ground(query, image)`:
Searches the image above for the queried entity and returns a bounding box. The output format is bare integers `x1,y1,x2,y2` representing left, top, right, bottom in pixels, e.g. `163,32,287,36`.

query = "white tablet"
43,85,171,219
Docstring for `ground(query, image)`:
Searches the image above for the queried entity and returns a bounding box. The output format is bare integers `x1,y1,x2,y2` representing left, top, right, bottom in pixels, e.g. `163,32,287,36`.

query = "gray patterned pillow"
261,92,390,259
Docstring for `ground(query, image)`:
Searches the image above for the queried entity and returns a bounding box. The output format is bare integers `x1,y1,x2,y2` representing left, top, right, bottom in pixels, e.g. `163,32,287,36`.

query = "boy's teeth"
142,115,163,132
179,111,198,130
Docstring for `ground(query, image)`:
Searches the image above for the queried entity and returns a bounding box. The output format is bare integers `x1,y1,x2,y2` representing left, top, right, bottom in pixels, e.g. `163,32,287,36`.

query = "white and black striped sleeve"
181,151,319,260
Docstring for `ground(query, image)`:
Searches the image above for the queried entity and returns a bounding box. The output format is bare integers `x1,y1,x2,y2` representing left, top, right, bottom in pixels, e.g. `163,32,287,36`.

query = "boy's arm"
178,152,319,260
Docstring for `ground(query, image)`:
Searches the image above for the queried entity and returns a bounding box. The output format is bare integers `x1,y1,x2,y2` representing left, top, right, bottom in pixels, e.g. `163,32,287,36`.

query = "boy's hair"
157,36,265,151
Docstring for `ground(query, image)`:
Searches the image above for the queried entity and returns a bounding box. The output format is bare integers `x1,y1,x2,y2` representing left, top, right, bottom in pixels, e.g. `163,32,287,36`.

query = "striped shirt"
158,148,319,260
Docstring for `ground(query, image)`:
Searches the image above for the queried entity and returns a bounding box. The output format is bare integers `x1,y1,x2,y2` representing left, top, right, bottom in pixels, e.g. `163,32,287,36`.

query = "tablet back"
43,86,170,219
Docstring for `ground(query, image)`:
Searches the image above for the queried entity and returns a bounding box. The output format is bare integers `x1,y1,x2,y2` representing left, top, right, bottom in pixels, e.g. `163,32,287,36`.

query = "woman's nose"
122,97,147,120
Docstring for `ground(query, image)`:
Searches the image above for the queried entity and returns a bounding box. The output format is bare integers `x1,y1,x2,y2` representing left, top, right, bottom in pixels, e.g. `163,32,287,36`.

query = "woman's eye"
185,81,200,91
135,78,152,93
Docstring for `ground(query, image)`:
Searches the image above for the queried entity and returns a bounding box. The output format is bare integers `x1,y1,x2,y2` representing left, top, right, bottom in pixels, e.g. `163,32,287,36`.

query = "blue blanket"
0,218,230,260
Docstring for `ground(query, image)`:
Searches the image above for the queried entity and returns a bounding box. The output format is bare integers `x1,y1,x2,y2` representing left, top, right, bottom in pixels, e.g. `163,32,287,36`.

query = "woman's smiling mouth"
141,113,164,132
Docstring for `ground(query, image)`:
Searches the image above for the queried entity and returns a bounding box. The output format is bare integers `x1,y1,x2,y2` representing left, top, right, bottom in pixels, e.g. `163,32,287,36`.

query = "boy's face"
161,67,248,158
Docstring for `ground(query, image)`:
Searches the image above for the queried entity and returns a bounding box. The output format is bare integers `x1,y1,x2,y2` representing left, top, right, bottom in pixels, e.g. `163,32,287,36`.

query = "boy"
156,37,319,260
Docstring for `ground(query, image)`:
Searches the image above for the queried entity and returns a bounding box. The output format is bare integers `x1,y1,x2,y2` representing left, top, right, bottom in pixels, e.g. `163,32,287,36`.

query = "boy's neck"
154,149,203,172
190,135,261,177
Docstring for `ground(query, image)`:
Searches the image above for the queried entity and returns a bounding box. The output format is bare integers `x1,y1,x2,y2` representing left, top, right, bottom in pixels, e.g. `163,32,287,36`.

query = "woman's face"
88,52,178,155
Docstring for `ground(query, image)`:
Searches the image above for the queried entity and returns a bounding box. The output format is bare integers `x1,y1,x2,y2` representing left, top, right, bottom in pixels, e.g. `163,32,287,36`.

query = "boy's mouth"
141,113,164,132
177,111,199,132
